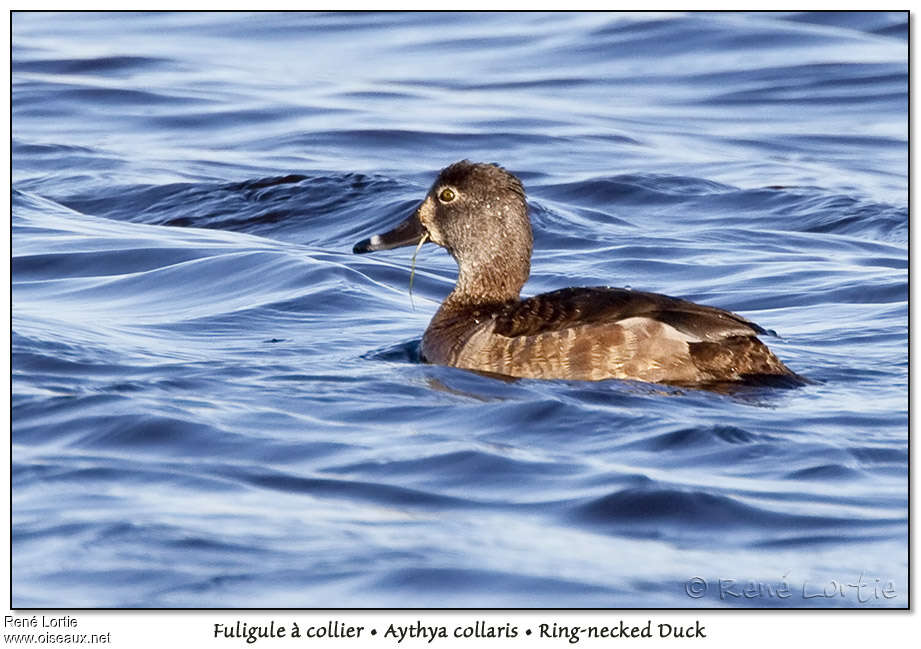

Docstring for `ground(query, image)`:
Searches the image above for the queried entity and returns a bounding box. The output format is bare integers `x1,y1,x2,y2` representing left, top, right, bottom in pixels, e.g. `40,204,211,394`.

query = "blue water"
11,12,907,608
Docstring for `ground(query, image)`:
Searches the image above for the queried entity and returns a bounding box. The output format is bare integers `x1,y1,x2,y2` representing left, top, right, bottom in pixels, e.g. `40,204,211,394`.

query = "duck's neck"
443,253,529,309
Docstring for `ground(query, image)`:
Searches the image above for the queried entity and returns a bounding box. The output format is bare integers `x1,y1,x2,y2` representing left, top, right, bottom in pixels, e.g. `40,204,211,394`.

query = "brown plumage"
354,160,800,385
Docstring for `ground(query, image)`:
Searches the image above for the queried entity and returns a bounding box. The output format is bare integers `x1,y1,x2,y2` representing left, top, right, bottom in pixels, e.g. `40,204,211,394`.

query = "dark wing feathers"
493,287,766,341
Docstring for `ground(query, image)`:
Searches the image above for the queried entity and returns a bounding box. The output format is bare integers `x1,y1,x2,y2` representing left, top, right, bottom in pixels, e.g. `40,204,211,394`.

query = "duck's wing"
493,287,767,342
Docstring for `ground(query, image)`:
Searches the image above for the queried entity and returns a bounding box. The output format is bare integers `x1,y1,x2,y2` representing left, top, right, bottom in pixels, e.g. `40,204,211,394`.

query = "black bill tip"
352,211,427,255
353,237,375,254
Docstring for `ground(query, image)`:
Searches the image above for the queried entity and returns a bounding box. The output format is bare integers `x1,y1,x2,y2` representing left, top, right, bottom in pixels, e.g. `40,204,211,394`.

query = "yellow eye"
439,188,456,203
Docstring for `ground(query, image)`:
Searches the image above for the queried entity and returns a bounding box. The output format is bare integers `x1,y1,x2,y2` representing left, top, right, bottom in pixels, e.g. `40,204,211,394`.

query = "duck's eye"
438,188,456,203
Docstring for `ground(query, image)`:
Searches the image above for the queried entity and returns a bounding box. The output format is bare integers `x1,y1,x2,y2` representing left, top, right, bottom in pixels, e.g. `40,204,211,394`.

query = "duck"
353,160,798,385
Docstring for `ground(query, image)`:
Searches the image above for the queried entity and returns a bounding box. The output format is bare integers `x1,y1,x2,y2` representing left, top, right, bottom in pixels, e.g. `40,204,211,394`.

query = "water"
11,11,907,608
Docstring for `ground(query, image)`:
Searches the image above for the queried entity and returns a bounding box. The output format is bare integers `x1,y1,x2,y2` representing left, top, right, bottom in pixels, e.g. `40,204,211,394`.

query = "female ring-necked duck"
354,160,798,385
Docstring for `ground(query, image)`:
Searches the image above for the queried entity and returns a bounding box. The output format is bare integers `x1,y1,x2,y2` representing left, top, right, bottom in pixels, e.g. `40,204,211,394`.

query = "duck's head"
354,160,533,301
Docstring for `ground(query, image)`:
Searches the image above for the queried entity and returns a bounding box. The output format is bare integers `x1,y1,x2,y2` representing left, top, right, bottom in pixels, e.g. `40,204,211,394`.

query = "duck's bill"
353,212,427,254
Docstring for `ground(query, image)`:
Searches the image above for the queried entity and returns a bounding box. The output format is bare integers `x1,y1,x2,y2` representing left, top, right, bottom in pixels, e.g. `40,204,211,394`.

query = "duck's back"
422,287,795,383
